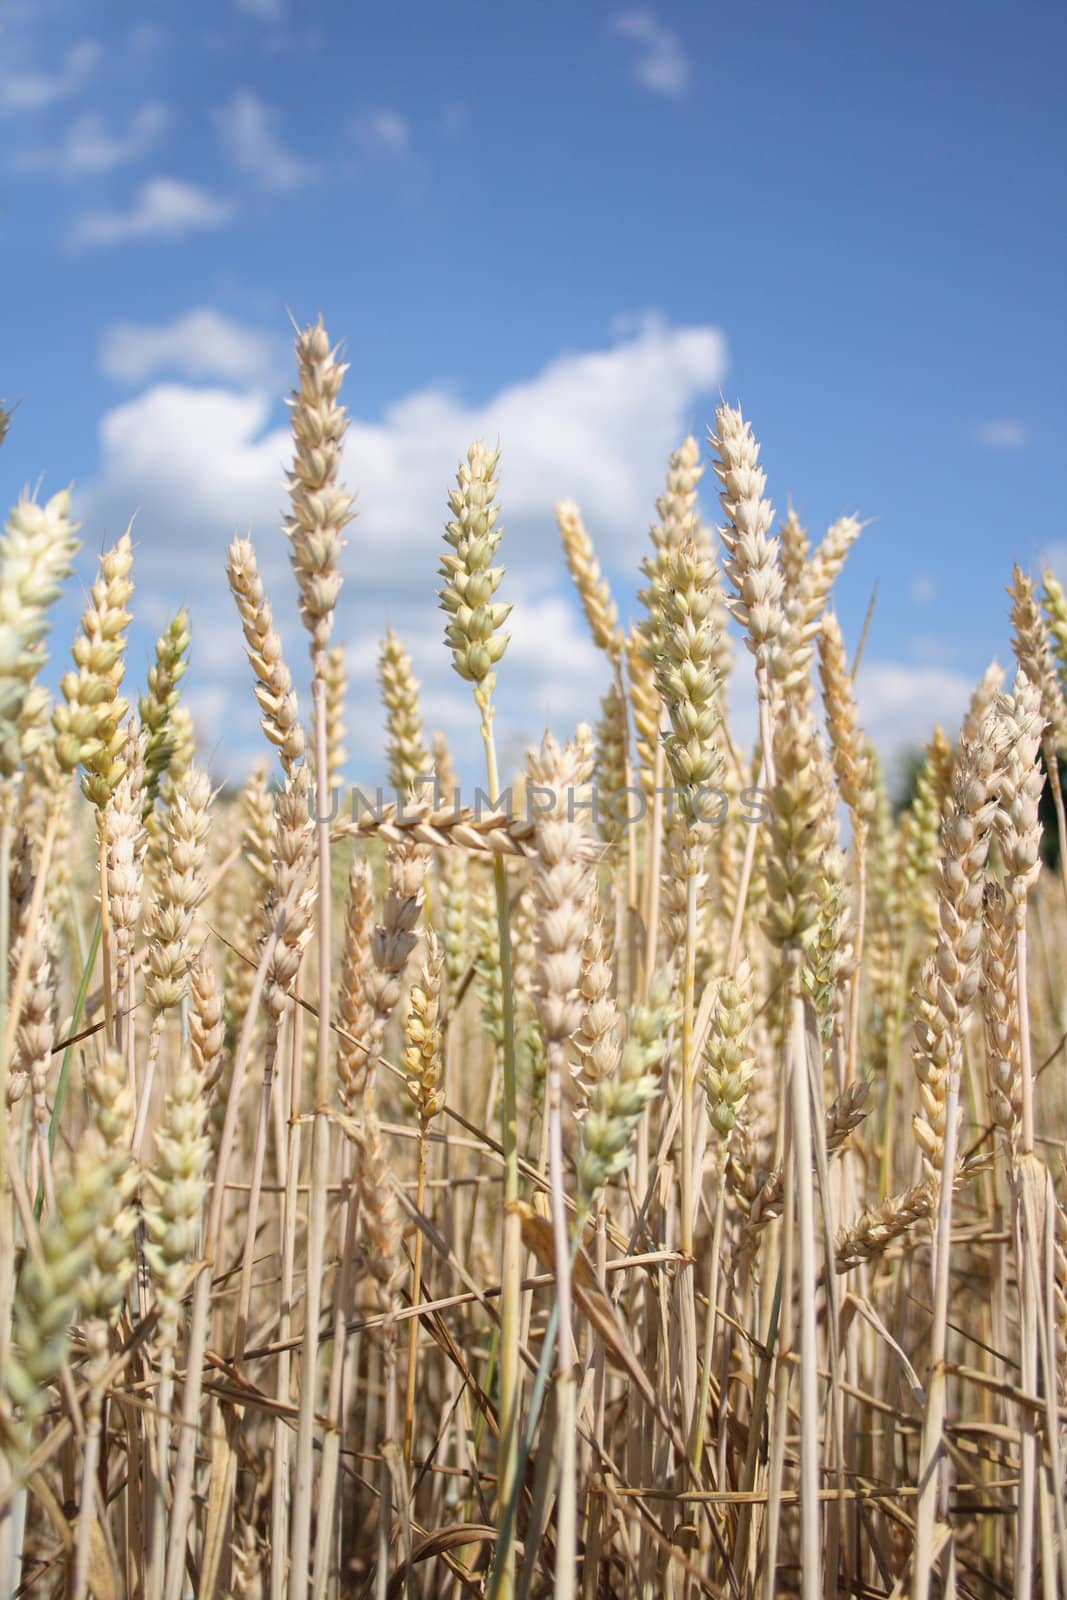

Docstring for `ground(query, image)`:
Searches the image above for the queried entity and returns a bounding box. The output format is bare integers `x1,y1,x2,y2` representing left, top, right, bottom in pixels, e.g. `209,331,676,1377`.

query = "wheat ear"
227,536,306,774
556,499,624,663
819,609,873,1085
771,515,862,703
139,608,191,815
0,488,80,779
778,505,811,595
380,627,432,795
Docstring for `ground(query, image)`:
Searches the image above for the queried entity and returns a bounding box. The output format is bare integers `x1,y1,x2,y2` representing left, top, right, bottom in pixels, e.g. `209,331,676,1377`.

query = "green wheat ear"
0,487,81,779
53,527,134,810
140,607,192,814
438,440,511,691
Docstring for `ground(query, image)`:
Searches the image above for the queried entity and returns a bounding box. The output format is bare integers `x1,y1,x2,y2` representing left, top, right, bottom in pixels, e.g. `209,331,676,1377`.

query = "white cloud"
99,309,282,387
907,633,958,666
352,110,412,157
13,103,168,178
67,178,232,250
77,313,725,778
0,40,99,115
82,313,726,574
854,661,974,762
127,24,167,56
974,418,1027,450
609,10,690,97
909,573,936,606
216,89,314,191
71,314,982,791
1042,543,1067,583
442,101,468,137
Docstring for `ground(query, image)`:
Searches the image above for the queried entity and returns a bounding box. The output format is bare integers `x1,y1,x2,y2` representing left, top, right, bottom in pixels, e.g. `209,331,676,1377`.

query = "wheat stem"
789,970,823,1598
162,868,310,1600
290,671,333,1597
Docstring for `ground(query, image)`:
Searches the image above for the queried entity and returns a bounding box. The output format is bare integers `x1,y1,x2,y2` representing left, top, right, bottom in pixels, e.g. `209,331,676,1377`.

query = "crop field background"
1,3,1065,1598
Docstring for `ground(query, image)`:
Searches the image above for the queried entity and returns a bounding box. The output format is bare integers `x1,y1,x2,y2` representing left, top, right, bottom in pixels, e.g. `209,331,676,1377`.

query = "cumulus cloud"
609,10,690,97
0,39,99,115
854,661,974,765
76,312,726,778
216,89,314,190
974,418,1027,450
68,178,231,249
99,309,282,387
12,103,169,178
907,634,959,667
1042,543,1067,582
351,110,413,157
69,309,977,791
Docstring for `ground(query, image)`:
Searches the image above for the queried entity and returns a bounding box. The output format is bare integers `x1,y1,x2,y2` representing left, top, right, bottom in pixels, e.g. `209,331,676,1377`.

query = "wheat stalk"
911,715,1007,1600
438,439,524,1597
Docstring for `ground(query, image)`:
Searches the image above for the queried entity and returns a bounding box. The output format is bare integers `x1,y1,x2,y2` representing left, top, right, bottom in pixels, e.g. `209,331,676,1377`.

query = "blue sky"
1,0,1065,787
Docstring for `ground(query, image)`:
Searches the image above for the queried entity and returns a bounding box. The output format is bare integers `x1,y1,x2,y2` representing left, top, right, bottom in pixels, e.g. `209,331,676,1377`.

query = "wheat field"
0,322,1064,1600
